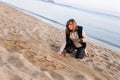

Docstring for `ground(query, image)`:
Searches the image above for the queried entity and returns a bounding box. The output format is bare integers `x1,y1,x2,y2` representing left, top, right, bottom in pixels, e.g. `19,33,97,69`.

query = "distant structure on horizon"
40,0,54,3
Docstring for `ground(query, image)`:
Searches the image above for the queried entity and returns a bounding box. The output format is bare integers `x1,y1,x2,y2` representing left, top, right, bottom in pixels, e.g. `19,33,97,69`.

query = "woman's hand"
78,38,83,43
57,51,62,56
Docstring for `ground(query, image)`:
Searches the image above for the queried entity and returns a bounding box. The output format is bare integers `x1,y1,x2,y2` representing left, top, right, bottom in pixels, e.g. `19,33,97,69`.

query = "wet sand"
0,2,120,80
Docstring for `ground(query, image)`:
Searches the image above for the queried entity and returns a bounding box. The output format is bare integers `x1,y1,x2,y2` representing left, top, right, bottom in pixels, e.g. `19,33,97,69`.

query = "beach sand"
0,2,120,80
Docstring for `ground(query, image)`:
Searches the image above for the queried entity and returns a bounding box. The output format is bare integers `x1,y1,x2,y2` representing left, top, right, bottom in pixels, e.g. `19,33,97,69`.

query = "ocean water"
1,0,120,53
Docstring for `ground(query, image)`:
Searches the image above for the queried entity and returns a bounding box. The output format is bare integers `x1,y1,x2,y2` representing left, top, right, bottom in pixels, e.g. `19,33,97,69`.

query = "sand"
0,2,120,80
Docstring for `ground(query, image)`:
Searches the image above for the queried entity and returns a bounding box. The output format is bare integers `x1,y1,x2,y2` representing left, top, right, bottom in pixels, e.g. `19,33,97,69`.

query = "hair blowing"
66,19,77,32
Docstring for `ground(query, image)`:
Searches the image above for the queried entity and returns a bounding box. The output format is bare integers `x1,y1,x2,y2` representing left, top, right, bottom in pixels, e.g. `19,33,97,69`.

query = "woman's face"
68,22,74,30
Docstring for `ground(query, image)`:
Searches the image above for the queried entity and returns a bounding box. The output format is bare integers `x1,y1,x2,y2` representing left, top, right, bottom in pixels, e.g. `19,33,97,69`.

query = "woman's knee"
75,48,85,59
65,46,75,53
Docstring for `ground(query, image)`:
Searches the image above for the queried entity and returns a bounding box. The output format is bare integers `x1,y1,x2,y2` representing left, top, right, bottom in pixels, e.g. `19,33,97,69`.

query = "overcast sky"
54,0,120,14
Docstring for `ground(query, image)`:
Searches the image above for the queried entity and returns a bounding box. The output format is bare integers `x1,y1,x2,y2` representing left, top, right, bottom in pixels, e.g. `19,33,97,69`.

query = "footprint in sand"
38,56,65,71
93,65,103,72
74,75,87,80
94,77,101,80
8,75,22,80
40,62,65,72
7,56,24,68
0,57,6,67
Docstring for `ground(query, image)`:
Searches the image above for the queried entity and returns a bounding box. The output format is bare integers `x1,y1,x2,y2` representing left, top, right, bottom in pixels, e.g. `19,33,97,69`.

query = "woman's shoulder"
77,25,83,27
77,25,83,30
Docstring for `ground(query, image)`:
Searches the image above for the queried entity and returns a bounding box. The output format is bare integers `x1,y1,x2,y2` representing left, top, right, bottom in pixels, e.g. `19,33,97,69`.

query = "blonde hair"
66,19,77,32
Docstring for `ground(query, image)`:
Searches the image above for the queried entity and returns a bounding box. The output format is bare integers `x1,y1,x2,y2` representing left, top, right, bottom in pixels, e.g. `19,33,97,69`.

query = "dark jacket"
65,26,86,48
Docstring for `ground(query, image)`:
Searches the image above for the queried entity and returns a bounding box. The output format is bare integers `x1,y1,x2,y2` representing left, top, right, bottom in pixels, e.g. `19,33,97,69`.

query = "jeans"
75,48,85,59
65,43,86,59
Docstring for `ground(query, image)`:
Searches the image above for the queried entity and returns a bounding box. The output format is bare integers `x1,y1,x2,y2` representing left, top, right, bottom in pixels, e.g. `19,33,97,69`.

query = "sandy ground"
0,2,120,80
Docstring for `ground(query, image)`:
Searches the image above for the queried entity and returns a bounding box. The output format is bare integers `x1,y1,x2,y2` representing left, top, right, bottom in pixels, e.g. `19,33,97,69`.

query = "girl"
57,19,87,59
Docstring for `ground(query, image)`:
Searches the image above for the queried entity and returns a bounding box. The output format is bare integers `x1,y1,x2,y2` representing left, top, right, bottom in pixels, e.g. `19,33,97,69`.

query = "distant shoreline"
40,0,120,19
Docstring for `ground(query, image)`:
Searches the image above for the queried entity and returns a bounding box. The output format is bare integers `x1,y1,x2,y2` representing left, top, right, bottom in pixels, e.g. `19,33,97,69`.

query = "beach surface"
0,2,120,80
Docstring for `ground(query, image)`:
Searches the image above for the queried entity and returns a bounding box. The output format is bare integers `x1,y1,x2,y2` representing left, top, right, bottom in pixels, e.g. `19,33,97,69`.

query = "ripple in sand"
49,71,64,80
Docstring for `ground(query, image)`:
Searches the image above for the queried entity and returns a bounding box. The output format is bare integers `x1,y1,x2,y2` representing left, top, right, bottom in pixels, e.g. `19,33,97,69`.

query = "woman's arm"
57,39,66,56
57,31,66,55
59,40,66,52
82,30,87,42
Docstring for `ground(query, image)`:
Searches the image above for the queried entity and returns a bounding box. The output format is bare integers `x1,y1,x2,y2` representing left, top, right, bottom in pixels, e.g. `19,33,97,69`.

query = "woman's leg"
75,42,86,59
75,47,85,59
65,45,75,53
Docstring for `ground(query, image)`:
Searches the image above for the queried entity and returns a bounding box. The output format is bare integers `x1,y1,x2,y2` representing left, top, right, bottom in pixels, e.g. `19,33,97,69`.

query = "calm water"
1,0,120,53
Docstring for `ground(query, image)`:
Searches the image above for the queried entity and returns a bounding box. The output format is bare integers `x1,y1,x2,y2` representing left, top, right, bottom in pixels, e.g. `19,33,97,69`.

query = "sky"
54,0,120,16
